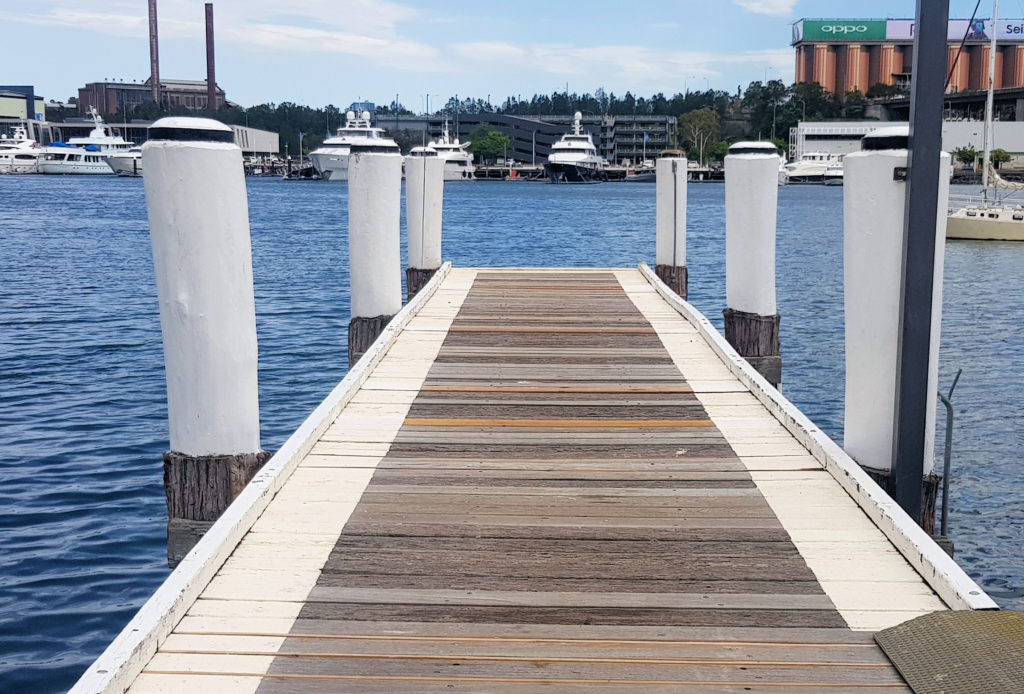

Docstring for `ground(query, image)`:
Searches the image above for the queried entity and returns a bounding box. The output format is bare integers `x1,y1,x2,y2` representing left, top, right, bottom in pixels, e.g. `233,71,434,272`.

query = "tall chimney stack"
149,0,160,105
205,3,217,110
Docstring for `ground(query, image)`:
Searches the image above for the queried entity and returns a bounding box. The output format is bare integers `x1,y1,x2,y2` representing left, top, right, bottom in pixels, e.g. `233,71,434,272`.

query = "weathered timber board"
242,271,909,692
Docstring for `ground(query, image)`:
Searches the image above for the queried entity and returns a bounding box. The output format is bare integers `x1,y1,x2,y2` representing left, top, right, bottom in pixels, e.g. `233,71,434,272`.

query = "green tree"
953,146,978,168
707,140,730,163
467,126,510,163
991,148,1011,168
678,108,720,166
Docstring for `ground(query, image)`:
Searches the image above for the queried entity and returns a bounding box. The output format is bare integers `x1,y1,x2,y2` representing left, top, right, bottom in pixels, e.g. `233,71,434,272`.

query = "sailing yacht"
544,112,606,183
39,108,132,175
947,0,1024,241
0,125,41,174
308,110,400,182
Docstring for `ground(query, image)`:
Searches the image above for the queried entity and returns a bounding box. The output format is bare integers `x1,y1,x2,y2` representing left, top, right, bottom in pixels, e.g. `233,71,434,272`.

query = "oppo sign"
822,24,871,34
796,18,1024,43
801,20,890,41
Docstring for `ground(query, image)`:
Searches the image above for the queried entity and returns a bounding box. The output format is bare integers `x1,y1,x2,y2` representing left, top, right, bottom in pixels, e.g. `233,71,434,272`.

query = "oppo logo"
822,24,869,34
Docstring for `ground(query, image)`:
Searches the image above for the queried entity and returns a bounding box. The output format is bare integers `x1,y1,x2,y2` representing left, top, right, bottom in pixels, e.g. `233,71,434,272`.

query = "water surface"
1,176,1021,692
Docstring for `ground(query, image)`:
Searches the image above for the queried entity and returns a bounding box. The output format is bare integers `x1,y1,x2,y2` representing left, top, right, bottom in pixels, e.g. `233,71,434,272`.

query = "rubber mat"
875,610,1024,693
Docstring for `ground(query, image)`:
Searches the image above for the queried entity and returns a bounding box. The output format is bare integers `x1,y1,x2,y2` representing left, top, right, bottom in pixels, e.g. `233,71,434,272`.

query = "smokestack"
149,0,160,105
205,3,216,111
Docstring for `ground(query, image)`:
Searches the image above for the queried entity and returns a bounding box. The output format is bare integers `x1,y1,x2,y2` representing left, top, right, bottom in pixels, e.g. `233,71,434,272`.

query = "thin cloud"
235,23,438,68
452,41,793,90
733,0,799,17
3,0,433,69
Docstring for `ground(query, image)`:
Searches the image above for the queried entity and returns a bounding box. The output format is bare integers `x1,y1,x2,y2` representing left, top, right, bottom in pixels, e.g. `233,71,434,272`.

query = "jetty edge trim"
68,262,454,694
638,262,997,613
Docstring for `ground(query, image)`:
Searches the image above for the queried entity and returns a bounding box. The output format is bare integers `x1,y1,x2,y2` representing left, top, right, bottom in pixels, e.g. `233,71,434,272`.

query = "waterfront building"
388,113,677,165
77,78,227,116
0,116,277,159
0,86,45,120
793,18,1024,93
790,119,1024,166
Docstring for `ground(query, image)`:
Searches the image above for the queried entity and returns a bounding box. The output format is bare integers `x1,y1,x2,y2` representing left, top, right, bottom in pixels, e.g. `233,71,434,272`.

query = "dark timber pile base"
163,449,272,566
654,263,688,299
348,314,393,367
406,266,437,301
723,307,782,387
248,272,910,692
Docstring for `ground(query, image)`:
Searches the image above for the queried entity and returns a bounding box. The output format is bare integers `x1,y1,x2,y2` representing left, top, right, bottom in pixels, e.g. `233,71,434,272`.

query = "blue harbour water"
1,176,1022,692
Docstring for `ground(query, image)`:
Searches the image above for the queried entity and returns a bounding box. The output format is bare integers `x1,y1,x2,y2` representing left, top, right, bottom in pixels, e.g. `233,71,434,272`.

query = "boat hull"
310,152,349,182
106,156,142,176
442,162,476,181
0,154,40,174
947,209,1024,241
624,171,656,183
40,160,114,175
544,162,606,184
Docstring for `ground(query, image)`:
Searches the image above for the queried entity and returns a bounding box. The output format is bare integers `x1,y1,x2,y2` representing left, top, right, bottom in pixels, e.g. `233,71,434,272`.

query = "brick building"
793,18,1024,94
77,78,226,116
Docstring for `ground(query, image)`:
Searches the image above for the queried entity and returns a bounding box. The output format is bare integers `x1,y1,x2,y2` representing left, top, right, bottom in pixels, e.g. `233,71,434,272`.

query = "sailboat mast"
982,0,999,192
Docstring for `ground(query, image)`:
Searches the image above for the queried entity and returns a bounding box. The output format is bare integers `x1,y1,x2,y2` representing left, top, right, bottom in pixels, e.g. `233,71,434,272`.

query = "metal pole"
891,0,949,524
982,0,999,194
205,3,216,111
149,0,160,105
938,369,962,537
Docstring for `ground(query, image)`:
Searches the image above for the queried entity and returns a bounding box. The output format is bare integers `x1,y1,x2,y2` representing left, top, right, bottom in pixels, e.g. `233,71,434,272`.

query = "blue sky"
4,0,1016,109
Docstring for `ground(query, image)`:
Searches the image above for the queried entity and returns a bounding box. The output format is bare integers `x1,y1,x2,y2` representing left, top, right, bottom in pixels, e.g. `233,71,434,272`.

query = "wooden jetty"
73,266,995,693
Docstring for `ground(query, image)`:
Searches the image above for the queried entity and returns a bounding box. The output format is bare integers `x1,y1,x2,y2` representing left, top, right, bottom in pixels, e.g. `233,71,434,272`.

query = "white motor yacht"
308,110,400,182
544,112,606,183
106,147,143,176
0,125,41,174
40,108,133,175
782,151,842,184
428,120,475,181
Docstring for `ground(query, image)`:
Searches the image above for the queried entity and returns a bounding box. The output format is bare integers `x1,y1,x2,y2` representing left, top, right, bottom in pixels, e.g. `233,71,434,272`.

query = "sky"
5,0,1020,110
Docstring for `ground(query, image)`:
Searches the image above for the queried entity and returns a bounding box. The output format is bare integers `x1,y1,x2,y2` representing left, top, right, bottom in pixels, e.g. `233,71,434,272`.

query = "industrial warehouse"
793,17,1024,93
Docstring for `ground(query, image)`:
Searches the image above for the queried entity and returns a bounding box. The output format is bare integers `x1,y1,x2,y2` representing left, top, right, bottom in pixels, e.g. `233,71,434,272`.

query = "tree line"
81,79,901,162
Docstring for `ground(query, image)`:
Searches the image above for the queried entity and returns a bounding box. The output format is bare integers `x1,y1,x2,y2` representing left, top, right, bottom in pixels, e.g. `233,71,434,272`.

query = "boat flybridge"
544,111,606,183
39,108,133,175
309,110,400,182
0,125,41,174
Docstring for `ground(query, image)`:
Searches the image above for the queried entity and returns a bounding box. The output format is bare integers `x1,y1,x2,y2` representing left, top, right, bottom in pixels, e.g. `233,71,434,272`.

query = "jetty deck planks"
127,269,948,693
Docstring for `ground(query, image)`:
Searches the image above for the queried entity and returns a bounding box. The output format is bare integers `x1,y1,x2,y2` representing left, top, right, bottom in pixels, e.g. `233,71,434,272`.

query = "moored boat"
428,120,476,181
544,111,606,184
39,108,132,175
945,0,1024,241
0,125,41,174
309,110,400,182
782,151,842,184
106,148,143,176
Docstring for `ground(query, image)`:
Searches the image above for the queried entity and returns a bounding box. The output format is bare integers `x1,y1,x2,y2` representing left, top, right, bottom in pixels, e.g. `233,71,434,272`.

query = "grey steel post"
891,0,949,523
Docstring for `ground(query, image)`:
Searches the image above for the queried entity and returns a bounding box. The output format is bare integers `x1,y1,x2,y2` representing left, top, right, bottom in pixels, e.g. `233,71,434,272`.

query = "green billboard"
801,20,888,41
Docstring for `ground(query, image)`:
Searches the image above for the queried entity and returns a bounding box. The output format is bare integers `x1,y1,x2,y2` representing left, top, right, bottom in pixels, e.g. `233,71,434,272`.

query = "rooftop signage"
793,18,1024,44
